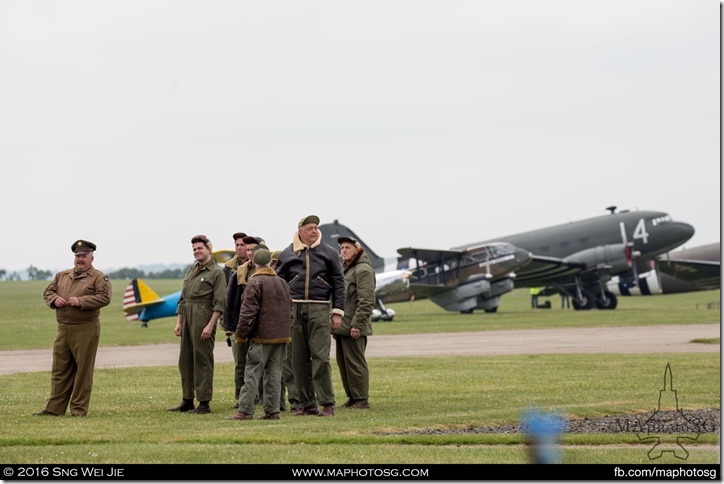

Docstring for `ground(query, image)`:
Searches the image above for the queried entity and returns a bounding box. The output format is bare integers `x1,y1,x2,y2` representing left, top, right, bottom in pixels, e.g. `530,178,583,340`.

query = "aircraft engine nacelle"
564,243,630,273
607,269,663,296
429,279,492,313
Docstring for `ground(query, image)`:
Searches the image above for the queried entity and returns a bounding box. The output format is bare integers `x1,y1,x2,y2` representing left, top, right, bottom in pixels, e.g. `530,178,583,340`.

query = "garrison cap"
232,232,247,241
298,215,320,228
337,236,361,249
252,245,272,266
242,235,264,245
270,250,282,261
71,239,96,255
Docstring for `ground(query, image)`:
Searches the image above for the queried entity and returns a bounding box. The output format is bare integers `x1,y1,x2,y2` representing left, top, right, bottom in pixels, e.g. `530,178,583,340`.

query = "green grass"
0,280,719,465
0,280,719,349
2,354,719,464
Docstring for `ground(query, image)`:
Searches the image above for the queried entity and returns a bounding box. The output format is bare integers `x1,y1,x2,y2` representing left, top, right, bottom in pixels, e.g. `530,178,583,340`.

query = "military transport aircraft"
322,206,698,313
320,221,533,318
607,241,721,297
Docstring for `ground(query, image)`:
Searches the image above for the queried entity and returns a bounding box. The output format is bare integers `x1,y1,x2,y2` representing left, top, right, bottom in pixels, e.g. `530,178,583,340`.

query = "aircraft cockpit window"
651,215,672,227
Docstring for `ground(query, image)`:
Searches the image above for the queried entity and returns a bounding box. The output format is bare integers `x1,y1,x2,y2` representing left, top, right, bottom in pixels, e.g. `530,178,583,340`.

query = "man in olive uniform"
34,240,112,417
168,235,227,414
275,215,345,417
334,236,375,410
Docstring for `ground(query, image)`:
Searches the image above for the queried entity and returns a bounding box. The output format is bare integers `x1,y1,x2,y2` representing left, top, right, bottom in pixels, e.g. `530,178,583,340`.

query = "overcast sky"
0,0,719,274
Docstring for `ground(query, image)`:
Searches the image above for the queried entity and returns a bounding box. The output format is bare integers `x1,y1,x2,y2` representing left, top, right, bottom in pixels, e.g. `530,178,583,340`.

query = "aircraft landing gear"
460,308,474,314
595,290,618,310
572,289,595,310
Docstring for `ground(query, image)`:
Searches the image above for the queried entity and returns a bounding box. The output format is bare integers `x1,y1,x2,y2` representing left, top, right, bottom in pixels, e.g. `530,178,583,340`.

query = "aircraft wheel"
484,307,498,313
595,291,618,310
460,308,474,314
572,290,595,310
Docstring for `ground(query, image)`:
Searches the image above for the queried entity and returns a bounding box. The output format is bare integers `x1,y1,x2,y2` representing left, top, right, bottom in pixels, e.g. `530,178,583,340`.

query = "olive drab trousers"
45,322,100,416
237,342,285,415
179,309,216,403
335,335,369,401
291,302,335,408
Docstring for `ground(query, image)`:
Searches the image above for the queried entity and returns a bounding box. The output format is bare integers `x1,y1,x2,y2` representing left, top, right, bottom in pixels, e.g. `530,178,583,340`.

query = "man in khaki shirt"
35,240,112,417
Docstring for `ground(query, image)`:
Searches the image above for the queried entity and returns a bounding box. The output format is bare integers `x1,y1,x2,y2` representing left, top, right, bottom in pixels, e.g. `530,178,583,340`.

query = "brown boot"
224,411,253,420
318,404,335,417
342,398,357,407
259,412,280,420
350,399,369,409
297,405,319,416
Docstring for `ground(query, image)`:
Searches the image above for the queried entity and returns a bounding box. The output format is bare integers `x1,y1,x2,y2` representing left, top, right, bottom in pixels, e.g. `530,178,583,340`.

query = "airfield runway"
0,324,719,375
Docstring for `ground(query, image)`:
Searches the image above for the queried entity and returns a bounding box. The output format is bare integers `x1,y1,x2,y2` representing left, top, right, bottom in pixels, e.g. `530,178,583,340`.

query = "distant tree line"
0,266,191,281
106,267,191,280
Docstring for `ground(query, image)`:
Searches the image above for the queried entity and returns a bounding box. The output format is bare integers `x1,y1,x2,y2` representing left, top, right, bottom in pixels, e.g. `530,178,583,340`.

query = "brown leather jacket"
235,267,292,344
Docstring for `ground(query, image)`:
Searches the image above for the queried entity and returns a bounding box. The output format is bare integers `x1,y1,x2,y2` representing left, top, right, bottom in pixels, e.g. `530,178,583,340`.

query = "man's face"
245,243,257,264
298,223,319,246
192,242,211,263
235,238,247,261
340,242,358,262
74,253,93,271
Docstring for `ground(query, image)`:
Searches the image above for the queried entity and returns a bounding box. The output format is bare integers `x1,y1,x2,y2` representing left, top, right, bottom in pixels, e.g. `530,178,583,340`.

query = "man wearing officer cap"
275,215,345,417
35,240,112,417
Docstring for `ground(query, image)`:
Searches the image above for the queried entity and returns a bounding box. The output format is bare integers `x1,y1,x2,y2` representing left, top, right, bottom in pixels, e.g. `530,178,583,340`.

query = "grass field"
0,281,720,467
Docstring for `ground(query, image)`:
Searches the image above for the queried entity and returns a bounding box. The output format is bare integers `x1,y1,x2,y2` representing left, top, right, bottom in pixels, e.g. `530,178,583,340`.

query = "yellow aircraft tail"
122,278,161,321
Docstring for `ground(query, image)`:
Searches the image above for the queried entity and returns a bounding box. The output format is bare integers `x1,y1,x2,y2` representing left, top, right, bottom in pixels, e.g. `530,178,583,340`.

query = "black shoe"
167,401,195,412
342,398,357,408
33,409,59,417
188,403,210,414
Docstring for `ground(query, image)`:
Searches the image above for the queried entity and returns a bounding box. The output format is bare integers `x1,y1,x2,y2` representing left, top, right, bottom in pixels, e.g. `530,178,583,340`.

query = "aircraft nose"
674,221,695,242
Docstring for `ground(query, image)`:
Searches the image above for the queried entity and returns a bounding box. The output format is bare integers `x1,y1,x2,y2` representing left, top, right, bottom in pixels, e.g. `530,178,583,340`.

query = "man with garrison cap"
224,235,265,408
35,240,112,417
275,215,345,417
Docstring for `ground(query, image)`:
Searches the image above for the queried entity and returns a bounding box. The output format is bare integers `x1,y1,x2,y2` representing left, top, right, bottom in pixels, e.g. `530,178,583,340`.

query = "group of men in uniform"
34,214,374,419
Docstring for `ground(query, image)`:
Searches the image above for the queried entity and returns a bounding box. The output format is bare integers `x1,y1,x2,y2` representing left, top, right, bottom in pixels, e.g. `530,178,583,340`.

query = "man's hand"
330,313,342,331
350,327,361,340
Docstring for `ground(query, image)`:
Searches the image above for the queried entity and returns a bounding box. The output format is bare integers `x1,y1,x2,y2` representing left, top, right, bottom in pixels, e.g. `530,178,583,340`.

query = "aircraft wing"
397,247,465,262
656,258,721,290
122,297,168,315
511,255,587,287
212,250,235,264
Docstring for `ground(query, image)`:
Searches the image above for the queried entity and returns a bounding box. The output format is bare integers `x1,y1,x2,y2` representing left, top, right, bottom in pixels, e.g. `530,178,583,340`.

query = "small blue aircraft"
122,250,234,327
122,278,180,327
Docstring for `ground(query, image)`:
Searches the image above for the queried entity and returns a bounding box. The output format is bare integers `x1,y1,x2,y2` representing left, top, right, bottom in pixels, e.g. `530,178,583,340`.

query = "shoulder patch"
103,276,109,282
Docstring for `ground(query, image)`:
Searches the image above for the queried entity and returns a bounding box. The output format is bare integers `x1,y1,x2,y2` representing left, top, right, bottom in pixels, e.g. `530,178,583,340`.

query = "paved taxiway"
0,324,718,375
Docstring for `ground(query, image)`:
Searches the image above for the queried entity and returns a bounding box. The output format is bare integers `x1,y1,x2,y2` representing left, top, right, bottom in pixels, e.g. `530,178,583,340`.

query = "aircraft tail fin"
319,220,386,272
122,278,162,321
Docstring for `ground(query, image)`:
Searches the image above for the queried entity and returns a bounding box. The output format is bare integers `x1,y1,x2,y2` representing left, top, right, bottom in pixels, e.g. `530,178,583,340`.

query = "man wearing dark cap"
35,240,112,417
334,236,375,410
168,235,226,414
219,232,249,406
224,235,264,407
222,232,248,284
275,215,345,417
